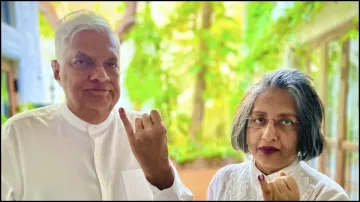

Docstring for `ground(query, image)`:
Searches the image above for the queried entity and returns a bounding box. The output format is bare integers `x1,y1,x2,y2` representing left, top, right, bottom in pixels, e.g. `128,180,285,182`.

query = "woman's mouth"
258,146,279,155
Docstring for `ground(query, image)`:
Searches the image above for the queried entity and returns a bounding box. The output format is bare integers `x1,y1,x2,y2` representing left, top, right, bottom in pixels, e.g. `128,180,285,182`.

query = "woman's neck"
254,157,298,175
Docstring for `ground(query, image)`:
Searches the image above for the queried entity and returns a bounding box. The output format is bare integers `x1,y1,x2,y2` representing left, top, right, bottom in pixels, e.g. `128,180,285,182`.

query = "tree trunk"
39,1,138,43
39,2,60,29
189,2,212,140
115,1,138,43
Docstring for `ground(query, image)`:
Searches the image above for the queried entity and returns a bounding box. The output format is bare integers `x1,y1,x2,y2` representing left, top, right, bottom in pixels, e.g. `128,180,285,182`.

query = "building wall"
1,1,46,105
295,1,359,45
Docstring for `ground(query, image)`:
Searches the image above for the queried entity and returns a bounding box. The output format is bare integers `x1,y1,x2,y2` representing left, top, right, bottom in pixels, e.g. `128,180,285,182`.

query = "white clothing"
1,103,193,200
207,158,349,200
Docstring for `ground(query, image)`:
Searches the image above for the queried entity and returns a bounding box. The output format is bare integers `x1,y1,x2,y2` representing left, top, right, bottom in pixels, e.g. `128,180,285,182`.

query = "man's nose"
89,65,109,82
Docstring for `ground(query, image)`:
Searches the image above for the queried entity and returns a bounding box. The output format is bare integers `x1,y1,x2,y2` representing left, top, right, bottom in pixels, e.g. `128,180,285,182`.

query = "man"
1,10,193,200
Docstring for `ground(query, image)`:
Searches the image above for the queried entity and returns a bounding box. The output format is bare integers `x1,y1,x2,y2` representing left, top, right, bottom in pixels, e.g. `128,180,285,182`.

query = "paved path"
178,167,221,200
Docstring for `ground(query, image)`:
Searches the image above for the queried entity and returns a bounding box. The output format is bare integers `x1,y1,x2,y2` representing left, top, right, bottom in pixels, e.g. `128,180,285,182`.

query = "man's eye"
74,60,86,65
105,62,118,68
73,59,89,65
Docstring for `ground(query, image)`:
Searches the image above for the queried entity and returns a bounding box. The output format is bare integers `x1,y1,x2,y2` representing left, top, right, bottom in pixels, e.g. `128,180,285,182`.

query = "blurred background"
1,1,358,200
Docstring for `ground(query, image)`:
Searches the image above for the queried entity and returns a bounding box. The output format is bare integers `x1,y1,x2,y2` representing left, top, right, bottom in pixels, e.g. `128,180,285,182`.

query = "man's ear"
51,60,62,87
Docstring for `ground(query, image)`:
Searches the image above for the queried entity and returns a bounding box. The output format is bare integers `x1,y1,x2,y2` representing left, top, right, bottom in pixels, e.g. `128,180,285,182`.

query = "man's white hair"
55,9,120,63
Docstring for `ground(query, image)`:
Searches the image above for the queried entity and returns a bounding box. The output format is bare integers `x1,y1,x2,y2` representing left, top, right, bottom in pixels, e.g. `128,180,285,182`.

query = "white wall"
1,2,45,105
295,2,359,44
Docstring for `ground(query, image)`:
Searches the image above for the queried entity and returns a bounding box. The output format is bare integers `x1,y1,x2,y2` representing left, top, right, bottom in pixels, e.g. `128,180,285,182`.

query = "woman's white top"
207,158,349,200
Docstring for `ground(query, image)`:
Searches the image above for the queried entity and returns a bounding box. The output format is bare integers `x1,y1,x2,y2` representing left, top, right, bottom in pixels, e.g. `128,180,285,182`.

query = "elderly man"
1,10,193,200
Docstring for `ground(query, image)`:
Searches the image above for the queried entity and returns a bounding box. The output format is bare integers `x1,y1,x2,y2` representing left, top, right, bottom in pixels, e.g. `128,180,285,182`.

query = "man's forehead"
74,51,118,59
66,30,119,59
70,30,118,49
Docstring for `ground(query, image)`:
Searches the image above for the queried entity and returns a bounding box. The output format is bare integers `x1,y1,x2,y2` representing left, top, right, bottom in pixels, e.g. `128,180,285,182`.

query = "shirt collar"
251,157,299,183
60,102,115,133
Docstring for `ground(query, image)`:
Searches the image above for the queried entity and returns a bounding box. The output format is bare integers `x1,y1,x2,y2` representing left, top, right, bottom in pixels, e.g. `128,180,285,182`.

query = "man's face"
52,29,120,113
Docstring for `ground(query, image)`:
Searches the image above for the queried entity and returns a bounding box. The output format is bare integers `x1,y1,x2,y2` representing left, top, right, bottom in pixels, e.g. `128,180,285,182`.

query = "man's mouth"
86,89,110,96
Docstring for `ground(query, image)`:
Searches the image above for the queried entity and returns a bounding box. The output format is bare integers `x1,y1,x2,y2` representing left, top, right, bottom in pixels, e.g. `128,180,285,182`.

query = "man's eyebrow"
74,52,92,59
106,57,118,61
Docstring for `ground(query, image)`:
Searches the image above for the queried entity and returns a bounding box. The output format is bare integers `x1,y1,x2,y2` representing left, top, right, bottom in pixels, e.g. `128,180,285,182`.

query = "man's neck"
67,103,112,125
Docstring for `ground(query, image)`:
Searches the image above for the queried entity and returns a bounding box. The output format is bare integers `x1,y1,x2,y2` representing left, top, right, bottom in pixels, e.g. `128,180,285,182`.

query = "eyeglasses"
246,116,299,132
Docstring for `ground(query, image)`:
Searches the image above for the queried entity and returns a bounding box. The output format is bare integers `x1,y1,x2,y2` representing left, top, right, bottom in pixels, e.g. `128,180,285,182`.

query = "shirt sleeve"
1,124,20,201
206,165,230,200
315,188,350,201
146,161,193,201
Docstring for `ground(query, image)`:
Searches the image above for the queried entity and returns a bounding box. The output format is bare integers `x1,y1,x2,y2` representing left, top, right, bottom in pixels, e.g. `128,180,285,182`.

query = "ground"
174,158,240,200
178,167,220,200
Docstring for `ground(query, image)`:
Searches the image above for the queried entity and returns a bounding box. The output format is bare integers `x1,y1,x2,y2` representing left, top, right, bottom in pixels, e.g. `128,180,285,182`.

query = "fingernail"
119,107,124,113
258,174,264,181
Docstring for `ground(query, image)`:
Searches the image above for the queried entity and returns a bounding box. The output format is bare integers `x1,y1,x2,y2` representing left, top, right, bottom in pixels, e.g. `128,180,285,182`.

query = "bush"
168,136,244,165
1,114,8,126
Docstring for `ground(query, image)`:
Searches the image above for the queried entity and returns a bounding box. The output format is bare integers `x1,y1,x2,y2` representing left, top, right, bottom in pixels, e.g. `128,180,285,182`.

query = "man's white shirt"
1,103,193,200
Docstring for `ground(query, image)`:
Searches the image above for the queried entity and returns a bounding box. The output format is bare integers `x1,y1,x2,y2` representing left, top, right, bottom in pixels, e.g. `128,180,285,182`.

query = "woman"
207,69,349,200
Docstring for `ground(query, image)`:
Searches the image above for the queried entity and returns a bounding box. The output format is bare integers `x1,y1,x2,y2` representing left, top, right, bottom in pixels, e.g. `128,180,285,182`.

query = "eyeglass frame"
245,116,300,132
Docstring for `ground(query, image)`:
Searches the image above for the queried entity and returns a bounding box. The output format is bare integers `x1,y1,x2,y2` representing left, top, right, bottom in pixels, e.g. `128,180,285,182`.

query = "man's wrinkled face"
52,29,120,112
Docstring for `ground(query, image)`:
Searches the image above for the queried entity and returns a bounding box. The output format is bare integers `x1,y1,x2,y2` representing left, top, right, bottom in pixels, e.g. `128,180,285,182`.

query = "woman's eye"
281,119,293,126
255,117,265,123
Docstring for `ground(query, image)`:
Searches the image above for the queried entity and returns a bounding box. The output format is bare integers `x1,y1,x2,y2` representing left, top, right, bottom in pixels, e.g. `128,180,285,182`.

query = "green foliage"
17,103,37,112
1,114,8,126
120,1,331,164
39,11,54,38
1,103,37,126
169,136,244,164
37,2,341,165
240,2,325,73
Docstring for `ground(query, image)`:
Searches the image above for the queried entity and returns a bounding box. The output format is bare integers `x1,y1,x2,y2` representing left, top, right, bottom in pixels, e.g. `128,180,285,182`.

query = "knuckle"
159,123,167,132
141,113,149,119
150,109,159,115
144,128,152,134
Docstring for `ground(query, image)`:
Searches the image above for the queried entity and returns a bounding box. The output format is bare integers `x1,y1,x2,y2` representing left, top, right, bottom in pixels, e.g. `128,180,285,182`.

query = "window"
299,19,359,200
1,1,16,27
1,58,17,118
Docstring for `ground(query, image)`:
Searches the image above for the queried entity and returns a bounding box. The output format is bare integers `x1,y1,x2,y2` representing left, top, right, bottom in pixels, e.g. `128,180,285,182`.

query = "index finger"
283,176,298,192
258,175,272,200
119,108,134,137
150,110,162,124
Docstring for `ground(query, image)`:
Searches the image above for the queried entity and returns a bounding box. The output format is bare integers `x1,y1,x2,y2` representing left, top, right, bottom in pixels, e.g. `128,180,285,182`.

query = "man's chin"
84,101,113,110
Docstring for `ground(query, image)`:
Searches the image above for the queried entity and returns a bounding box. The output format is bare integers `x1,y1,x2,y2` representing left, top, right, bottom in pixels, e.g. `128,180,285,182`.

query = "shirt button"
100,179,107,186
95,152,100,157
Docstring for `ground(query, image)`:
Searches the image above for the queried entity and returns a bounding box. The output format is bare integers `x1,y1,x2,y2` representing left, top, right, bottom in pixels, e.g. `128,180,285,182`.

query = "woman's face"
246,87,299,175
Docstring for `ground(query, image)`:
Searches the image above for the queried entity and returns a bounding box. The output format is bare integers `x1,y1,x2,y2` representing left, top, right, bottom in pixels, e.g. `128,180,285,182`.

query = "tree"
38,1,138,42
189,2,212,141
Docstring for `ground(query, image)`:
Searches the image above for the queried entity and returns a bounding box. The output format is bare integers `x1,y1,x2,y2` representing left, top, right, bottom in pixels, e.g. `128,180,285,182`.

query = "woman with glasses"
207,69,348,200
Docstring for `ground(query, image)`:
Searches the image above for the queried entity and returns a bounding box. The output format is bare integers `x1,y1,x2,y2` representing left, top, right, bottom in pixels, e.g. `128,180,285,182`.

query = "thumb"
119,108,134,138
280,170,287,176
258,174,271,200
